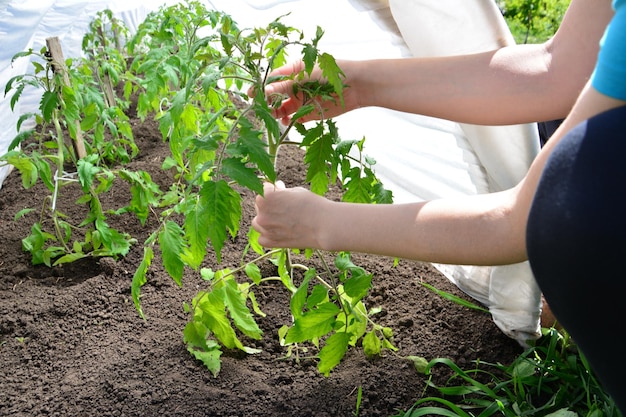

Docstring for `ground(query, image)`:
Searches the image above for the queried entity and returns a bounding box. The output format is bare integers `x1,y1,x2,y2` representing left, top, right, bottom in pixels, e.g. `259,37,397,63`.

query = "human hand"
252,181,329,249
257,60,358,125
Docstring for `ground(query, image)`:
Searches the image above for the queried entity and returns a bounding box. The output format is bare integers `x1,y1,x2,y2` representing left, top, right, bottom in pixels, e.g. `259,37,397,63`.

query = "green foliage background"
498,0,571,43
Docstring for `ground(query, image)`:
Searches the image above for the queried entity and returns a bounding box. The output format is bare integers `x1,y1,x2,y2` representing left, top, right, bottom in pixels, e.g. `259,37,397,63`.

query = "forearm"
316,191,526,266
346,44,578,125
347,45,552,125
345,0,612,125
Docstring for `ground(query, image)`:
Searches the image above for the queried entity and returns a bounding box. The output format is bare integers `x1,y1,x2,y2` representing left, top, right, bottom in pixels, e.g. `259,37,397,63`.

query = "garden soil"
0,106,522,416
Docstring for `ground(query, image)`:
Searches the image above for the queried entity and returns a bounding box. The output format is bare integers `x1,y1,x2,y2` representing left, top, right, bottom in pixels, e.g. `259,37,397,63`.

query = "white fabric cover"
0,0,542,344
388,0,543,343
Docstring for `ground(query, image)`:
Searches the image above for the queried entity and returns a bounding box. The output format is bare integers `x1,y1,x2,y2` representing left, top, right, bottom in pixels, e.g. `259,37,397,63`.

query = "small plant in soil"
2,0,396,377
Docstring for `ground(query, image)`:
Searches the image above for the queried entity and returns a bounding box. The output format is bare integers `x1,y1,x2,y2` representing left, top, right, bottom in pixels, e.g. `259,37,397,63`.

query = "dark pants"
526,105,626,413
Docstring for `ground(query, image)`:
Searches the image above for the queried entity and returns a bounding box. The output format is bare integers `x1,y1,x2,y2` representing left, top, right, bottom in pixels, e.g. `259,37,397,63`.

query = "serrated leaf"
232,121,275,182
221,157,263,194
3,152,38,189
196,291,243,351
93,219,133,258
222,279,262,340
77,158,100,192
318,332,351,376
132,246,154,319
307,284,329,308
308,170,329,196
292,104,315,121
39,91,59,123
9,82,25,111
302,44,317,75
200,180,241,262
342,174,372,204
182,194,210,269
372,182,393,204
119,170,160,226
183,320,212,351
343,272,372,302
187,344,222,378
304,131,334,195
285,302,340,344
318,52,345,107
158,220,185,285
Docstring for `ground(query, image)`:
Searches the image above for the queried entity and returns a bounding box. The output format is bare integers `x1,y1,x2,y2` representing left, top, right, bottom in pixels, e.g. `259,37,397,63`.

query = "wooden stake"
45,36,87,160
96,26,117,108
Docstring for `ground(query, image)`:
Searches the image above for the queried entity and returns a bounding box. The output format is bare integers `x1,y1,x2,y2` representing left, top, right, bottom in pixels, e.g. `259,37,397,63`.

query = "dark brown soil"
0,109,522,416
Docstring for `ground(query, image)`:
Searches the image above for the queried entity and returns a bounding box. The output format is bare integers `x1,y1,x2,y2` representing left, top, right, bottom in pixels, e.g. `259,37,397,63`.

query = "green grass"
392,328,620,416
391,282,622,416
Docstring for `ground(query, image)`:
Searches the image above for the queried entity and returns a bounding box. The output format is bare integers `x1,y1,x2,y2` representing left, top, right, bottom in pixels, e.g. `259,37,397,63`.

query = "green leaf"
184,321,223,378
318,52,345,106
343,272,372,302
40,91,59,123
119,170,161,226
362,331,381,357
196,291,243,351
407,355,429,374
222,279,262,340
7,127,34,151
421,282,489,313
14,208,35,221
93,219,133,258
372,182,393,204
221,157,263,195
77,158,100,192
247,291,266,318
9,82,25,111
307,284,329,308
290,273,312,318
302,44,317,75
200,180,242,262
53,252,87,266
21,222,55,265
184,321,211,352
182,194,210,269
132,246,154,319
232,120,275,182
285,302,340,344
292,104,315,121
337,300,367,346
304,130,334,195
342,173,372,204
253,104,281,157
158,220,186,286
246,227,264,256
3,152,38,189
318,332,351,376
244,263,262,285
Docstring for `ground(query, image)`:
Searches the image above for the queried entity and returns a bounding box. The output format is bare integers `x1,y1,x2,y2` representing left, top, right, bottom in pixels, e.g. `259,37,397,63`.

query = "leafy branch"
2,0,395,377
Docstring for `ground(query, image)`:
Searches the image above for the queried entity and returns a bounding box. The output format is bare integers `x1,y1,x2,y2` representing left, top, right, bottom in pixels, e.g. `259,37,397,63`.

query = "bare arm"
353,0,613,124
253,84,626,265
268,0,613,126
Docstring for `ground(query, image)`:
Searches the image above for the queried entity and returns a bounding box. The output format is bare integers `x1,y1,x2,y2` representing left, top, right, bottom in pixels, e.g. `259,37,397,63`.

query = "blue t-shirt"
591,0,626,100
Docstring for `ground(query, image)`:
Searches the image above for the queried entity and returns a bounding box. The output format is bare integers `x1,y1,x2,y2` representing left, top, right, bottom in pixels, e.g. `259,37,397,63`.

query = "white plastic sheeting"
0,0,542,344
